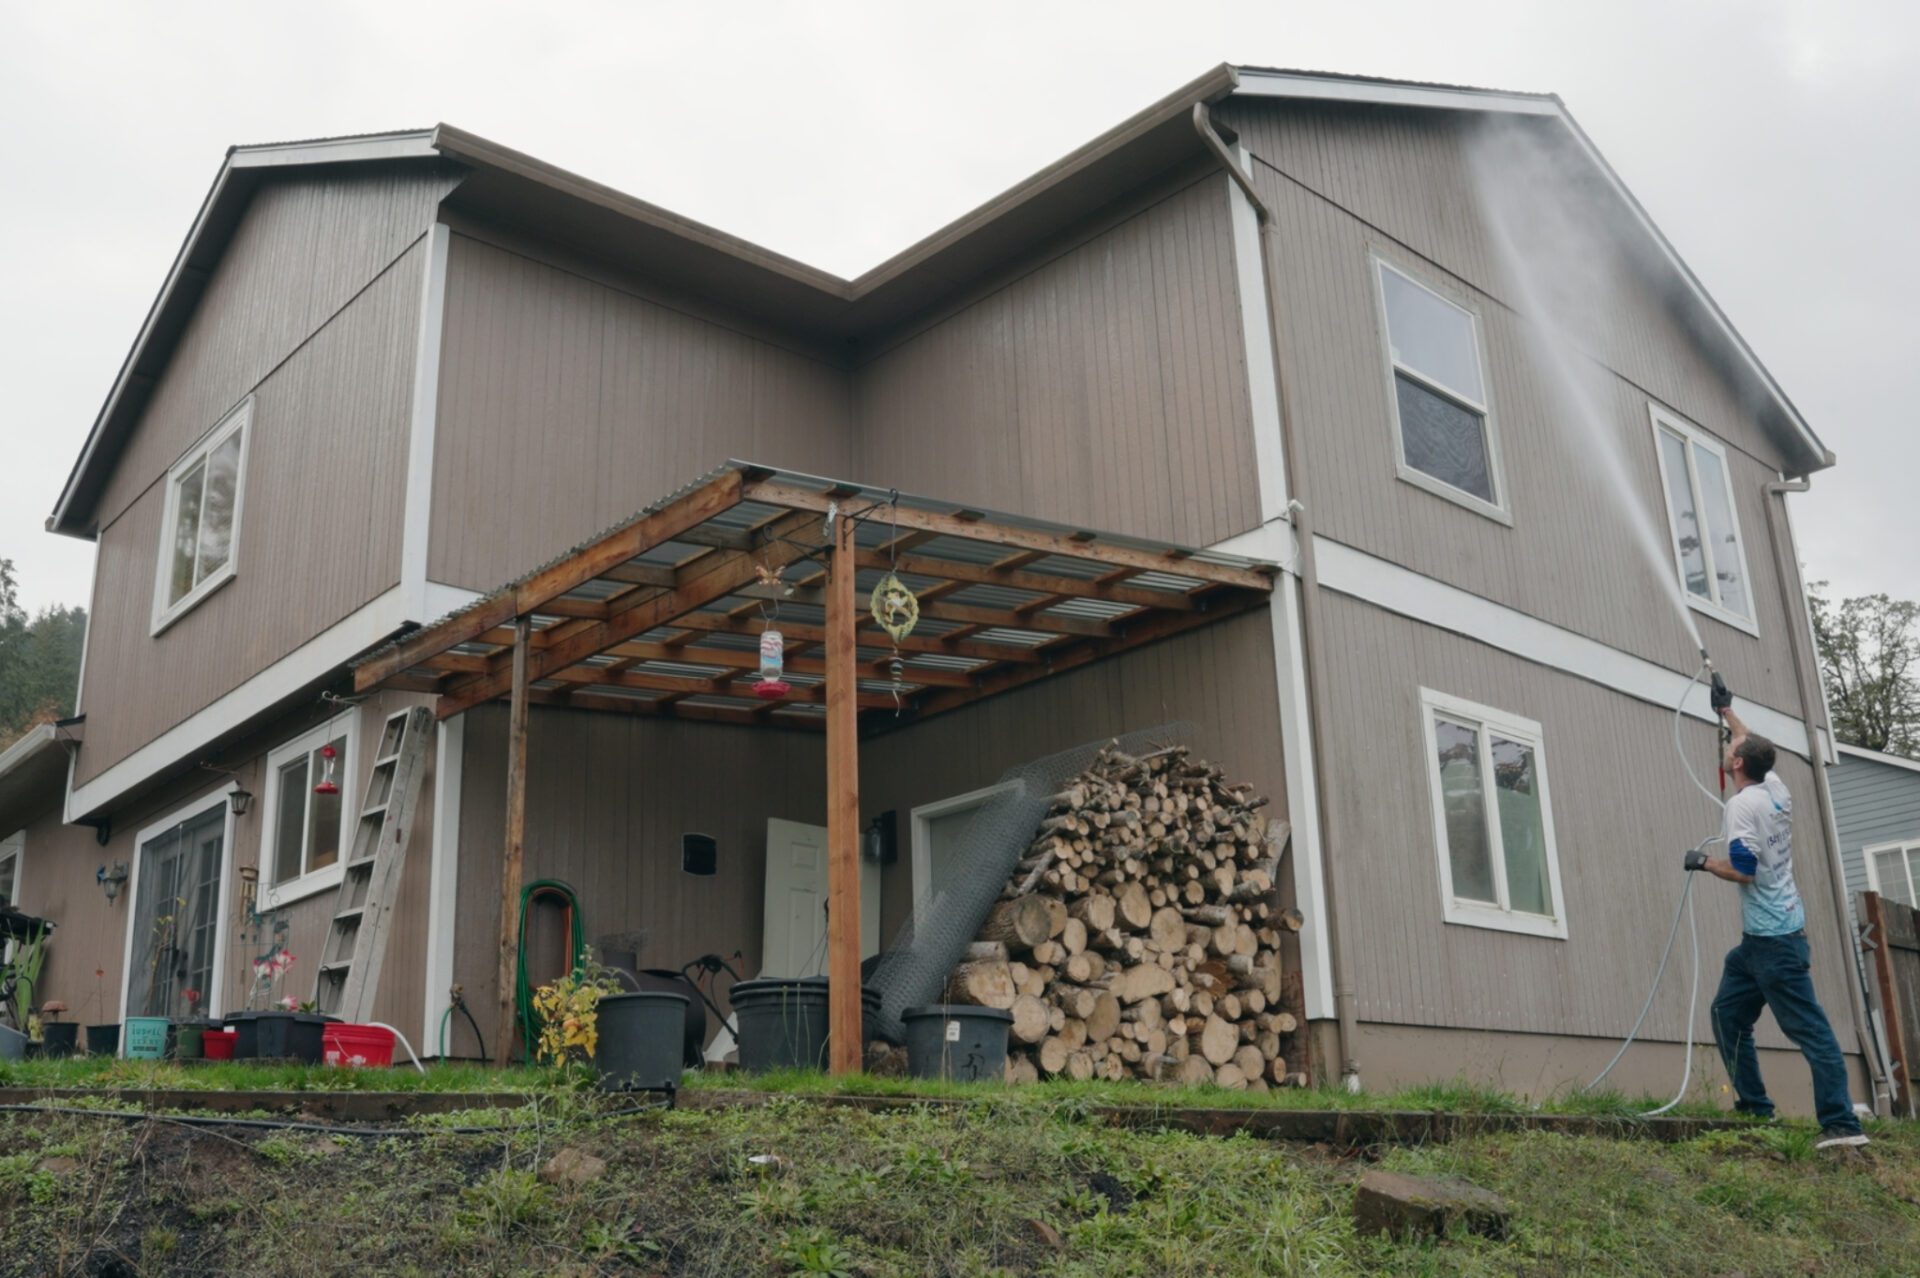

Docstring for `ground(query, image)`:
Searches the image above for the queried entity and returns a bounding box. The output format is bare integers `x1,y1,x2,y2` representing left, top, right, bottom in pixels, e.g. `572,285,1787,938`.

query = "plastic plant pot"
173,1022,206,1060
40,1022,78,1057
123,1016,170,1060
730,979,881,1073
0,1025,24,1061
225,1011,260,1059
902,1005,1013,1083
593,992,689,1092
201,1029,237,1060
85,1023,120,1057
322,1024,395,1068
253,1012,328,1062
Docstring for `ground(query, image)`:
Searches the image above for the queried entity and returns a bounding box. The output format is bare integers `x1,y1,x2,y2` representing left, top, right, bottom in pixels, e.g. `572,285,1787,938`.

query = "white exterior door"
762,818,880,977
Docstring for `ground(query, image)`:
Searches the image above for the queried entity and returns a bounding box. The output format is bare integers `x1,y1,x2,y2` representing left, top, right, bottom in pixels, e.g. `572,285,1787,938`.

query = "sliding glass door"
128,803,225,1019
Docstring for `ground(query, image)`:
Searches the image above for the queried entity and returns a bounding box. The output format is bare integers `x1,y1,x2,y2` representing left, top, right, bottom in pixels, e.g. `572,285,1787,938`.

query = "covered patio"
352,462,1277,1071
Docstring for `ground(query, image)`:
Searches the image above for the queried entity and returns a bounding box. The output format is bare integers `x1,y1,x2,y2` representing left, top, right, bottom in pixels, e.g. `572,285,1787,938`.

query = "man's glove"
1710,672,1733,715
1684,849,1710,872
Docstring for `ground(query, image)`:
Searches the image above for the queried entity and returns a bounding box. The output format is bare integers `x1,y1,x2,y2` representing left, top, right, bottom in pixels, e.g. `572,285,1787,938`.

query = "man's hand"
1710,672,1733,715
1684,848,1709,872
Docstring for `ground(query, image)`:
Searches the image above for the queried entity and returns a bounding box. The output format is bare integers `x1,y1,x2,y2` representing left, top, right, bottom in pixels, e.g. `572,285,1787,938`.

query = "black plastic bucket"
226,1011,260,1059
253,1012,328,1062
595,991,689,1092
85,1024,119,1057
731,979,880,1072
635,969,707,1067
902,1005,1013,1083
40,1022,79,1057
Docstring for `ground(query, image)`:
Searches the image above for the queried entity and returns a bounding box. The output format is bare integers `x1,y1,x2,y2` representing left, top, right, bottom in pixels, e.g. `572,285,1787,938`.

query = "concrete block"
1353,1169,1508,1241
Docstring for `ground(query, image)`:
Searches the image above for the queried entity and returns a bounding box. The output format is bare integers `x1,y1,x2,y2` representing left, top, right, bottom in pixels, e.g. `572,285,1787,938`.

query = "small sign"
944,1020,961,1042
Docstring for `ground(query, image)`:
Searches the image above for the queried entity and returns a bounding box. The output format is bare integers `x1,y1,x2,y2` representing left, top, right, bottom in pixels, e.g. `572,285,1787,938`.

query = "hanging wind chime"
868,495,920,714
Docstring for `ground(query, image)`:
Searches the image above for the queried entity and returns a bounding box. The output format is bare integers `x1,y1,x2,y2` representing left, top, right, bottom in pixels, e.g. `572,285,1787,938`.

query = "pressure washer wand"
1707,660,1733,794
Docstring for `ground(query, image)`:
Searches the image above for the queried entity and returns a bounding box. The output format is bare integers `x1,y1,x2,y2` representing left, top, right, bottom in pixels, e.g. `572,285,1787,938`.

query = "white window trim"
1418,688,1569,940
0,831,21,964
909,781,1024,931
1863,839,1920,904
1647,403,1760,639
258,710,358,910
150,398,252,636
1371,255,1512,526
120,786,236,1026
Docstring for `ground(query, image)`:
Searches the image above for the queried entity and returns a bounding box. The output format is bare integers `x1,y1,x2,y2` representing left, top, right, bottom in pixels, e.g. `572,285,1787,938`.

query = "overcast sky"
1,1,1913,619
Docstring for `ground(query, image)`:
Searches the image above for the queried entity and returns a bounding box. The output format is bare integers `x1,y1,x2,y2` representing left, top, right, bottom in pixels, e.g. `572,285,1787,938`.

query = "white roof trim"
1836,742,1920,777
1232,69,1561,117
228,131,437,169
0,725,60,783
1226,67,1831,474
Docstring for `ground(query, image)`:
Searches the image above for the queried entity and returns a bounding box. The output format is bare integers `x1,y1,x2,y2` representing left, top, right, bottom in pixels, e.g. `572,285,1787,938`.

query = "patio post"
494,615,531,1067
825,503,863,1074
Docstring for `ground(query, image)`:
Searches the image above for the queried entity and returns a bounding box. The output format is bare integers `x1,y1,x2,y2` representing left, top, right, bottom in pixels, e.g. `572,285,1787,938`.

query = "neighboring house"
10,65,1879,1109
1833,743,1920,910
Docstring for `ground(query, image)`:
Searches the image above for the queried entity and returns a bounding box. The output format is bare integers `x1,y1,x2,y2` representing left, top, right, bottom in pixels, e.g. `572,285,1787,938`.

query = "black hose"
458,1001,486,1058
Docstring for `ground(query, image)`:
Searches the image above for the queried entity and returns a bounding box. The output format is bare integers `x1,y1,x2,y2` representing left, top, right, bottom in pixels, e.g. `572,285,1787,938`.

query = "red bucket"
322,1024,395,1068
202,1029,237,1061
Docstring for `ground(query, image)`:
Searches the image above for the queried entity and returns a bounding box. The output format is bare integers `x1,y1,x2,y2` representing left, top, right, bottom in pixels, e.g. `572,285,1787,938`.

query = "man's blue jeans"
1710,931,1861,1132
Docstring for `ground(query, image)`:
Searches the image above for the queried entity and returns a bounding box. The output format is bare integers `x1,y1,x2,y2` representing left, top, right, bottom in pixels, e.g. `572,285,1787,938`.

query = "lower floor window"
1868,842,1920,906
1420,688,1567,938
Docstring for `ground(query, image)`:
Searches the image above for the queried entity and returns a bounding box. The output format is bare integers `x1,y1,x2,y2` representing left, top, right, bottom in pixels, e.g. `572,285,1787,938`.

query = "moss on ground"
0,1093,1913,1276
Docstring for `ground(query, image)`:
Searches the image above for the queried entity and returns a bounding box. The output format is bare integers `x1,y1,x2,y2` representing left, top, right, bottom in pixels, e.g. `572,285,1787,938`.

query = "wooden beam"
853,549,1199,612
494,617,532,1068
825,508,862,1075
734,582,1113,639
557,664,904,709
663,610,1045,667
743,478,1276,592
564,640,976,688
355,469,744,691
434,509,821,719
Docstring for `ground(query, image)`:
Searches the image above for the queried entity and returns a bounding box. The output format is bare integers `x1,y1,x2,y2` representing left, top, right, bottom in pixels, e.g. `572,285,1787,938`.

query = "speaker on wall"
682,832,717,876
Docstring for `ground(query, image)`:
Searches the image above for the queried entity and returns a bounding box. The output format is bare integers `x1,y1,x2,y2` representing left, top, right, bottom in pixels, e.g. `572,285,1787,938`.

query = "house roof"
0,723,77,835
47,64,1833,538
1836,742,1920,777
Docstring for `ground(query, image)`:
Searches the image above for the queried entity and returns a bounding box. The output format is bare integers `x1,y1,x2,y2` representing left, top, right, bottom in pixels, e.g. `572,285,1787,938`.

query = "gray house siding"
1832,750,1920,906
75,240,432,785
426,228,852,592
1313,587,1850,1052
1225,99,1809,725
850,172,1260,549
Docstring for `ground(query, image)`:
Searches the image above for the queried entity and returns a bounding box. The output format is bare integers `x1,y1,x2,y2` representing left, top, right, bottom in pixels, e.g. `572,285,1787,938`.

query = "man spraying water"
1686,685,1868,1149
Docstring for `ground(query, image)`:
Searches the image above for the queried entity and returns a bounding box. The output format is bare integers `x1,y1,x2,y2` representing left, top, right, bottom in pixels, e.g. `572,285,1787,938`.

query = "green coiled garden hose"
514,878,585,1064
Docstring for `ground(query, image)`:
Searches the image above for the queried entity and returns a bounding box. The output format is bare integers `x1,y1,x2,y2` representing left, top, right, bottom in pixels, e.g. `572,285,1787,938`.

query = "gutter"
1763,477,1895,1114
1193,101,1362,1089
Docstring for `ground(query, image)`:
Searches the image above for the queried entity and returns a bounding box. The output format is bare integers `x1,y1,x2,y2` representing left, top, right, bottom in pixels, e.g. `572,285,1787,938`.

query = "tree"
0,559,89,749
1809,583,1920,756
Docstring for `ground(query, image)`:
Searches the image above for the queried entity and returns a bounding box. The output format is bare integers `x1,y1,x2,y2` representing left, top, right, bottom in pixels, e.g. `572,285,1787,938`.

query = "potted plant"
173,989,206,1060
85,968,118,1057
0,920,48,1059
244,951,325,1062
38,1001,77,1057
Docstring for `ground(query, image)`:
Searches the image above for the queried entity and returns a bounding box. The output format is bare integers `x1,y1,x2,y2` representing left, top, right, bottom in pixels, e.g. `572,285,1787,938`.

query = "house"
5,65,1883,1110
1833,744,1920,910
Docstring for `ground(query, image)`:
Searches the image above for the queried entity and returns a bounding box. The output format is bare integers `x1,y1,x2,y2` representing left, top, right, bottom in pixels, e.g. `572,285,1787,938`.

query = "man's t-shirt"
1725,771,1805,937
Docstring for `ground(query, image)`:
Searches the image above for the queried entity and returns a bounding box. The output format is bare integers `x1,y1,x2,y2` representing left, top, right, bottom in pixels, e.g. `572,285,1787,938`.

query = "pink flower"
278,995,298,1011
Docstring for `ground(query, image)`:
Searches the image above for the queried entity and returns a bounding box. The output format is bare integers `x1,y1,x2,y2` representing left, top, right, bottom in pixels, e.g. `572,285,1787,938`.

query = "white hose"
1584,663,1725,1114
364,1021,428,1074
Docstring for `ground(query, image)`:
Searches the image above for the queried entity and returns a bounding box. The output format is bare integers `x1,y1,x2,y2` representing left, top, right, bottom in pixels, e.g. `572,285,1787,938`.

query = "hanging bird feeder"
313,743,340,795
754,626,792,700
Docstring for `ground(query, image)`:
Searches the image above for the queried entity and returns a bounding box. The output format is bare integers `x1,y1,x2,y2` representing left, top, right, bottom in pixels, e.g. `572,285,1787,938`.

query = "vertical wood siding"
850,176,1260,548
94,167,462,529
1214,99,1808,719
1313,589,1855,1049
74,248,426,785
450,704,829,1055
427,233,852,591
1832,753,1920,907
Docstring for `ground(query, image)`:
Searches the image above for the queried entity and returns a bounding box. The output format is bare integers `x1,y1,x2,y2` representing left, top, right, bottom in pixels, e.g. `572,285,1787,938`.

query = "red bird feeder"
313,743,340,795
754,627,791,700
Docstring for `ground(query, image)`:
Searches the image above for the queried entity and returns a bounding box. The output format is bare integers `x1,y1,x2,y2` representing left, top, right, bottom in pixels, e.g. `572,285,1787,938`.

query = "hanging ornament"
869,573,920,643
754,626,792,700
313,743,340,795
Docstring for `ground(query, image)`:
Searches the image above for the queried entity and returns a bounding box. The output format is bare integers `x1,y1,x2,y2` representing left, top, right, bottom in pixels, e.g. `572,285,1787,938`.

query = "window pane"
1435,718,1496,903
0,853,16,907
1690,444,1750,618
1381,268,1485,403
1905,850,1920,906
274,756,308,884
169,460,206,604
196,431,242,581
1874,850,1914,905
306,737,346,872
1657,430,1710,600
1492,736,1551,916
1397,375,1494,503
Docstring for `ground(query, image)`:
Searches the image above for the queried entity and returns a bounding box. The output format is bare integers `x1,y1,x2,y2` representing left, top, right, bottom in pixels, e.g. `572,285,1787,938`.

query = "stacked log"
941,743,1307,1090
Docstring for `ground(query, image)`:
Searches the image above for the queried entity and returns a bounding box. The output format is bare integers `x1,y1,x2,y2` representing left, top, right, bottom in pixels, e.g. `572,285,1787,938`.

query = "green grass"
0,1056,553,1093
0,1091,1912,1276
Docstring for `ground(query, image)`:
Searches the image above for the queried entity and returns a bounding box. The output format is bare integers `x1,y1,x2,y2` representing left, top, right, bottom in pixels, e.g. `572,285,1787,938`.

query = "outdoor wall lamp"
199,761,252,815
229,788,254,817
96,862,129,903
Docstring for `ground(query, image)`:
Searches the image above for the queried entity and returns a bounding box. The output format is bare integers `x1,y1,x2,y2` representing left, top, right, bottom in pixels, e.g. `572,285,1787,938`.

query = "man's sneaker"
1815,1126,1870,1150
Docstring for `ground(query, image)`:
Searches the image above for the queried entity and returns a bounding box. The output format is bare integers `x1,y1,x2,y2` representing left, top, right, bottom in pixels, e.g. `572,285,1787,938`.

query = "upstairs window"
1649,405,1755,634
1420,689,1567,939
1375,258,1505,520
151,400,250,634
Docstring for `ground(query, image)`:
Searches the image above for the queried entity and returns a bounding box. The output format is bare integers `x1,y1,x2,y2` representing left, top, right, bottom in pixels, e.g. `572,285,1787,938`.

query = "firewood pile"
941,743,1306,1090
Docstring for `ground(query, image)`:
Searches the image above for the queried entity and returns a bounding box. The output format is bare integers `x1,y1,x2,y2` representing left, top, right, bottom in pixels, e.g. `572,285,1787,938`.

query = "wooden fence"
1858,890,1920,1118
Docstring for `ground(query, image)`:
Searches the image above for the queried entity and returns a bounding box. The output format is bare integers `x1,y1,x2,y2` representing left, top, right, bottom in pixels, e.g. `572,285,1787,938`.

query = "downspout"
1763,476,1895,1113
1194,102,1362,1088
